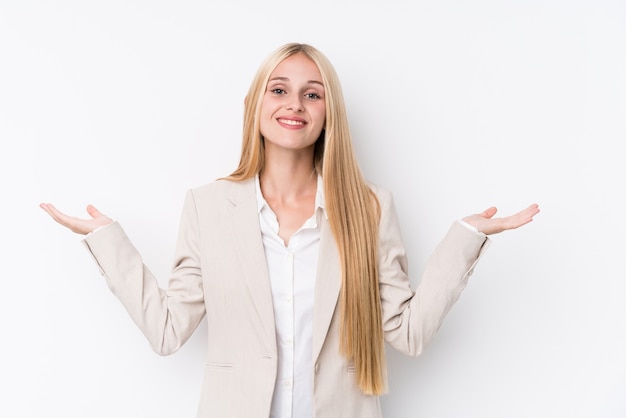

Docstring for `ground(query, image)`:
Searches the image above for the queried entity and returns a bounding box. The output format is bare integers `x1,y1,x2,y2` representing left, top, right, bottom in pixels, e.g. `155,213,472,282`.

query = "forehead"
269,53,323,84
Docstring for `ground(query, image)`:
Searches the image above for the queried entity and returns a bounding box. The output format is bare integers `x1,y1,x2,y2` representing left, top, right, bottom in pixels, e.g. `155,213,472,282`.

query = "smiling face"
259,53,326,156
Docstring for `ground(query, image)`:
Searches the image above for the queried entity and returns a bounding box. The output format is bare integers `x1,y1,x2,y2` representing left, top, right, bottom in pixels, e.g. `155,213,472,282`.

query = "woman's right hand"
40,203,113,235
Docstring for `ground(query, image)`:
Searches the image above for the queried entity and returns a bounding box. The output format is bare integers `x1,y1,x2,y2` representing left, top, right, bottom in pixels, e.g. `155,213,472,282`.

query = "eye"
305,92,322,100
270,88,286,95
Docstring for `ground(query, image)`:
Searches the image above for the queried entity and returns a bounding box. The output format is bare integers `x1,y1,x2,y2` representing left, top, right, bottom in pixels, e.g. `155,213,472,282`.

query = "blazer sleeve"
81,190,206,355
376,188,490,357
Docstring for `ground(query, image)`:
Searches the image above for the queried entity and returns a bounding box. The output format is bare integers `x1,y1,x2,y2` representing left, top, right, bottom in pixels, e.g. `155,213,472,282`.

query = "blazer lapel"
312,216,342,364
226,180,277,350
224,179,341,363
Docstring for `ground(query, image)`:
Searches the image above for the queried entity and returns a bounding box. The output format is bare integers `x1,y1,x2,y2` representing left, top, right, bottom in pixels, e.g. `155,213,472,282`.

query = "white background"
1,0,625,417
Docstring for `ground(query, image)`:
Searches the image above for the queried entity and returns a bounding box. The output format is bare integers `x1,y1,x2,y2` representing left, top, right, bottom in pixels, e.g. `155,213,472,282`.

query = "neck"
260,150,317,201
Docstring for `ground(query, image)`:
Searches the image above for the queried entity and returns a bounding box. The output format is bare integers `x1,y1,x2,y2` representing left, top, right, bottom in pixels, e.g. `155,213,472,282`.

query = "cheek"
309,101,325,119
259,98,270,118
260,97,282,120
315,108,326,127
312,117,326,138
258,102,274,132
259,117,270,138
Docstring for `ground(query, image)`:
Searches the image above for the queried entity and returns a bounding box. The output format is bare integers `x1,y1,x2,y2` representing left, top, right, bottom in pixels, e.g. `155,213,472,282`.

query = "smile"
277,118,305,126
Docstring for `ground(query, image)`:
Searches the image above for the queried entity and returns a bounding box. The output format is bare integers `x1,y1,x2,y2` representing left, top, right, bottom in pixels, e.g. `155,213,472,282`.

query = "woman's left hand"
462,204,540,235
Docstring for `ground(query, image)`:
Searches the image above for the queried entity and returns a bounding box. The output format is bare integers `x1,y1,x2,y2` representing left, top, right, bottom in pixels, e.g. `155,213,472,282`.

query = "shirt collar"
254,173,327,220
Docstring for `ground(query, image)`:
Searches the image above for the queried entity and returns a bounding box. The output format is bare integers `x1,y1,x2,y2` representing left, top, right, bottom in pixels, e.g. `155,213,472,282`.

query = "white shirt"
255,175,326,418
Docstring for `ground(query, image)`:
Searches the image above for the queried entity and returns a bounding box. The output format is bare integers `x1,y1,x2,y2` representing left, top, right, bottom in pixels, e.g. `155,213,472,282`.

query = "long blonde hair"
226,43,386,395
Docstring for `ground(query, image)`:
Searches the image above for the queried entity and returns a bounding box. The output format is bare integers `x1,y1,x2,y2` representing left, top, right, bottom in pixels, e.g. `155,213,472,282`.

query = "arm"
376,190,539,356
40,192,206,355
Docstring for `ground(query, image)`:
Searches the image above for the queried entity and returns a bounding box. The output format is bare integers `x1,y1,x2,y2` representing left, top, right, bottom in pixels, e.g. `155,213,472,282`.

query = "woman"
40,43,539,418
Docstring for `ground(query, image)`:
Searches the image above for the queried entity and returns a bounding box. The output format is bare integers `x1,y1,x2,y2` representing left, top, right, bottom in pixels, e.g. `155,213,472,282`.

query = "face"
259,53,326,155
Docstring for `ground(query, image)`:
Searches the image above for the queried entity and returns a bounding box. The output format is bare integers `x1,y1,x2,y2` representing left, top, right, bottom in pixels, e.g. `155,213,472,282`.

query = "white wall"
2,0,624,417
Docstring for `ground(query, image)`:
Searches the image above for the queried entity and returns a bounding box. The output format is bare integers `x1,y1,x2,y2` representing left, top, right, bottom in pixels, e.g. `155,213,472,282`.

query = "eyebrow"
268,76,324,87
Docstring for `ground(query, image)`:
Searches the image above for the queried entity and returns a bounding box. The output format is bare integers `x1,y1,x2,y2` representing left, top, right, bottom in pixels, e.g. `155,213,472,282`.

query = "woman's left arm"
375,188,539,357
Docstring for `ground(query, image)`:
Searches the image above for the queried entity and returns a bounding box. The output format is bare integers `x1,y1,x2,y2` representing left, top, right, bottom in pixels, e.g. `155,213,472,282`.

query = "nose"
285,96,304,112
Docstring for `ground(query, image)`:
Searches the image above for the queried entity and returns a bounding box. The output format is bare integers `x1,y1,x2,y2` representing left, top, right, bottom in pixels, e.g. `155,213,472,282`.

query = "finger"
480,206,498,219
526,203,540,217
515,204,540,223
503,205,540,230
40,203,68,225
40,202,85,232
86,204,103,219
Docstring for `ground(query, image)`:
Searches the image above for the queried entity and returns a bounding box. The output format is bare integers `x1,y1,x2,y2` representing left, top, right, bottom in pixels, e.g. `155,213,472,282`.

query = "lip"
276,116,307,129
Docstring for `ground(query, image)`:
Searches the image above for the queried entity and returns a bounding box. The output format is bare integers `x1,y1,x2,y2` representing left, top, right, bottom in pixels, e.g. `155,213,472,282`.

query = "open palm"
463,204,540,235
40,203,113,235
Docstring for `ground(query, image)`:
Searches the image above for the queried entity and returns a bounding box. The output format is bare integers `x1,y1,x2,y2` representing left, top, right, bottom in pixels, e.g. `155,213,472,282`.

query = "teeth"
279,119,304,126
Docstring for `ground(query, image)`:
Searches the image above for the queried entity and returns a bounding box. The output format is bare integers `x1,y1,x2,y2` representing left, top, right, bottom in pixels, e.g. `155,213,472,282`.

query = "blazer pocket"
206,361,234,370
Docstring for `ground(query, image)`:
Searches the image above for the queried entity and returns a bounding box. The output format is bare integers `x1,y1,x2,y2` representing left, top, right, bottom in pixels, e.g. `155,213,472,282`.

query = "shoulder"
189,178,255,201
367,181,393,205
191,178,237,195
366,182,402,231
179,178,256,224
182,178,257,219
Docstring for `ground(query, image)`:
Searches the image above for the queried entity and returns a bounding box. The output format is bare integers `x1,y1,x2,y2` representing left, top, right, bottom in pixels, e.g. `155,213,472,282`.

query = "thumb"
86,204,103,219
480,206,498,219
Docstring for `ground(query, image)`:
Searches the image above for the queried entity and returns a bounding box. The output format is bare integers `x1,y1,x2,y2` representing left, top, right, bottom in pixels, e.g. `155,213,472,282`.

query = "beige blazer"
82,179,490,418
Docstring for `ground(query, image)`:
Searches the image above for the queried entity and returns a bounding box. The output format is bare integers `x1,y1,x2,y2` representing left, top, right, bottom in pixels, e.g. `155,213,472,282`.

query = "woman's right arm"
39,192,206,355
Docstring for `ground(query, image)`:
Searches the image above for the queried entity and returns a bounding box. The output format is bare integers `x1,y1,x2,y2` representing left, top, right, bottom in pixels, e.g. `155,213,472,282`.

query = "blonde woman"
40,43,540,418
